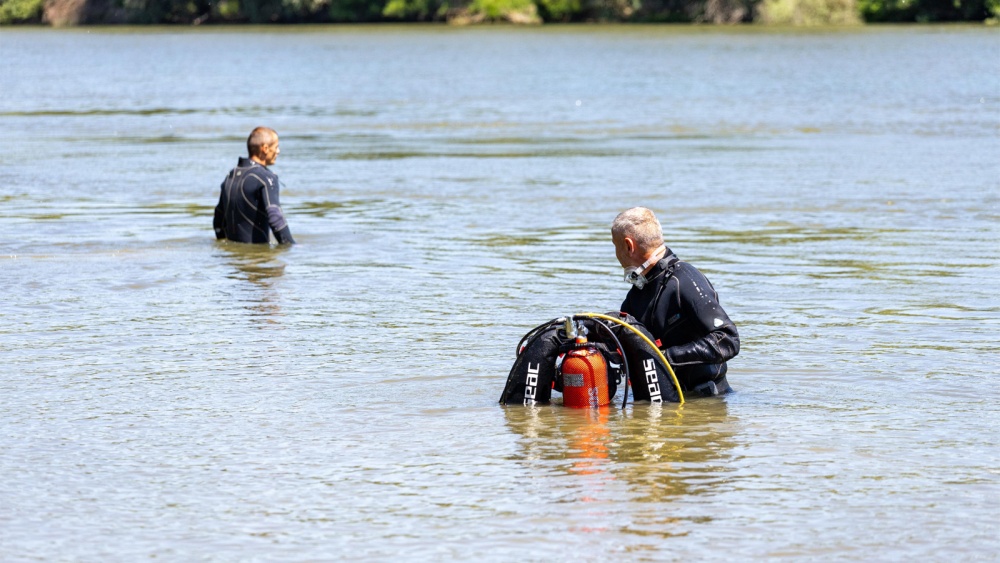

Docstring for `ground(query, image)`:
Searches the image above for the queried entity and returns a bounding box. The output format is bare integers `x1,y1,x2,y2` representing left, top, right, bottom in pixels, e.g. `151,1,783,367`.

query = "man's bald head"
247,127,277,157
247,127,279,165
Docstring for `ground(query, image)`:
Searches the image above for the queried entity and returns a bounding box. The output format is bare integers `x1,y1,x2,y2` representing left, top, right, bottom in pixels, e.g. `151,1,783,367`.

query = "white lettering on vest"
643,358,662,403
524,363,540,405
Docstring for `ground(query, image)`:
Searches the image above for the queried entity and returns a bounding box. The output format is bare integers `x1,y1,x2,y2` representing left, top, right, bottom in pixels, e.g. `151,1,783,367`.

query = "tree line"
2,0,997,26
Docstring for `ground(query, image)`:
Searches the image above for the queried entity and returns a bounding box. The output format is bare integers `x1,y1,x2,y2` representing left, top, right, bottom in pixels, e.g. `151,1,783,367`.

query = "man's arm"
213,182,226,240
262,177,295,244
663,268,740,366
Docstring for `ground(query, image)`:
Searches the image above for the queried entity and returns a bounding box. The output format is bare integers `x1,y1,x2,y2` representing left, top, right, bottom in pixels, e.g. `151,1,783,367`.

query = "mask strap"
638,245,667,272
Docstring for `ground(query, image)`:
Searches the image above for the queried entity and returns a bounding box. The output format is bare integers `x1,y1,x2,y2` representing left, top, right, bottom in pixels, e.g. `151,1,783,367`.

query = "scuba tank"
558,319,610,408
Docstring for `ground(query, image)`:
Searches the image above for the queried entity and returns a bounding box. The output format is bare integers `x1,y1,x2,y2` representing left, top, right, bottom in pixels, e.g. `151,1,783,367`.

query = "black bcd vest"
499,313,681,406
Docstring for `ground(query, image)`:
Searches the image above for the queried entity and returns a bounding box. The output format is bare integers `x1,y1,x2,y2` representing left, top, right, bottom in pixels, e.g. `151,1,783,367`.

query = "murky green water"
1,26,998,560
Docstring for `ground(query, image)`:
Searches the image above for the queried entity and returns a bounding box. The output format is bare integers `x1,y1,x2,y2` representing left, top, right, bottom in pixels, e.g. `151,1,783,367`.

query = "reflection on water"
617,402,736,503
217,242,289,324
504,400,736,504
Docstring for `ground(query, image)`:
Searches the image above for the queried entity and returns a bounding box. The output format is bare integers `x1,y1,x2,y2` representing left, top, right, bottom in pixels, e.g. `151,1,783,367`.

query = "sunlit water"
1,26,998,560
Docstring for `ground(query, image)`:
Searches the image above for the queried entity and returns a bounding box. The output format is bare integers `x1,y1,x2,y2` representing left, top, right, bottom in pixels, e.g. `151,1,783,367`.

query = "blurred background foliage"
1,0,996,25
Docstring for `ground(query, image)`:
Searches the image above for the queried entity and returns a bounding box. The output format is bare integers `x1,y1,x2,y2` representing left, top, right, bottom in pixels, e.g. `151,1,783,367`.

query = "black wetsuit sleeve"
274,225,294,245
619,295,634,318
213,182,226,239
262,178,295,245
663,270,740,366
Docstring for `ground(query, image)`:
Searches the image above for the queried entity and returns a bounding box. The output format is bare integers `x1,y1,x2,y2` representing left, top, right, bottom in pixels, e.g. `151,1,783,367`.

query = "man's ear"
624,237,636,255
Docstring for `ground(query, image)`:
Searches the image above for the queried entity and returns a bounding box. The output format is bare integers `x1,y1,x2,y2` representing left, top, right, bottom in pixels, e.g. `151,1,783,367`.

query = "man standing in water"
612,207,739,396
214,127,295,244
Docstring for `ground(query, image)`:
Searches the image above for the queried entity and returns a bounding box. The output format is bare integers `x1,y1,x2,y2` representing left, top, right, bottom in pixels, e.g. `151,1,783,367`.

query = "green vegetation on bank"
1,0,996,25
1,0,44,23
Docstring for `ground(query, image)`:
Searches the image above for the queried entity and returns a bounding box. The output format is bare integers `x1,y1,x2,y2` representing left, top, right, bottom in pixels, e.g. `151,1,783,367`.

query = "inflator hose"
578,312,685,404
514,319,559,356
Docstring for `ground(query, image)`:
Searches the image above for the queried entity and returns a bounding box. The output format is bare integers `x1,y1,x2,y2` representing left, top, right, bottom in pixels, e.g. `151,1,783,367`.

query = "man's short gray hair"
611,207,663,251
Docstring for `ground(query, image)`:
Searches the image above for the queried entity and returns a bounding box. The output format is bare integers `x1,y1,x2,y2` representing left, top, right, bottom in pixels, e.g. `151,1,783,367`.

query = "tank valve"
563,316,578,339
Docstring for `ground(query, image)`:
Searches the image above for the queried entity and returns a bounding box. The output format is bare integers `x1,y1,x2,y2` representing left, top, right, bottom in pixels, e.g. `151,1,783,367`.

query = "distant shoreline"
2,0,997,27
3,21,997,29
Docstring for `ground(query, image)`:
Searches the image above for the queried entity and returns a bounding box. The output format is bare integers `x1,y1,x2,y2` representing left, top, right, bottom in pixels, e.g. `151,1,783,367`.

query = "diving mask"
623,245,666,289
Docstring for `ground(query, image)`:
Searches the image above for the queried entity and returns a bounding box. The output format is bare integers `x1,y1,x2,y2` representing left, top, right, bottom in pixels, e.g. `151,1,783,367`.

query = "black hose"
573,315,630,409
514,318,561,356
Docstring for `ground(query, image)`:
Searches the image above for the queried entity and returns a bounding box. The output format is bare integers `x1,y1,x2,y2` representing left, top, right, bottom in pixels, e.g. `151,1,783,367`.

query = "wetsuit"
213,157,294,244
620,249,739,396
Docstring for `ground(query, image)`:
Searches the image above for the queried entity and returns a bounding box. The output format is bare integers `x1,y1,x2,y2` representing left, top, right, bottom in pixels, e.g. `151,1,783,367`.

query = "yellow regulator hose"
579,312,685,404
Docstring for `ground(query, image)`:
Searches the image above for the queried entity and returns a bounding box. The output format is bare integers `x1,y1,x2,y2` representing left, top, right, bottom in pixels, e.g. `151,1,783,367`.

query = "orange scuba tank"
560,320,610,408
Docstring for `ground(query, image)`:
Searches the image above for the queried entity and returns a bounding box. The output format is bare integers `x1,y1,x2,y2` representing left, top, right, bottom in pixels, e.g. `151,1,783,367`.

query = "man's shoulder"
258,166,279,183
244,166,278,187
672,261,711,284
673,260,699,274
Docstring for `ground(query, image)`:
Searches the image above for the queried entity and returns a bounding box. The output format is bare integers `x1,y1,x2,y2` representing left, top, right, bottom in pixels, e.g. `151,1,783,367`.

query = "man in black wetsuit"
612,207,739,396
214,126,295,244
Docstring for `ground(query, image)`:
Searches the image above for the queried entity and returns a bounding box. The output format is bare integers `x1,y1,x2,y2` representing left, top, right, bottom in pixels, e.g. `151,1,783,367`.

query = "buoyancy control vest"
499,312,682,406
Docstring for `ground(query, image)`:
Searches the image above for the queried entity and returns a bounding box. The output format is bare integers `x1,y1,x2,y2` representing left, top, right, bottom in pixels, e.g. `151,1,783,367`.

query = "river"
1,25,998,560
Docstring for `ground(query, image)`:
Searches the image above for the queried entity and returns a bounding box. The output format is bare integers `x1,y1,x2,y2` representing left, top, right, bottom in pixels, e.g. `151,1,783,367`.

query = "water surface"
1,26,999,560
